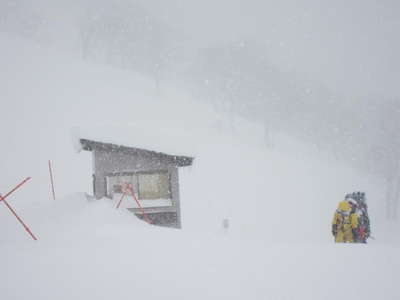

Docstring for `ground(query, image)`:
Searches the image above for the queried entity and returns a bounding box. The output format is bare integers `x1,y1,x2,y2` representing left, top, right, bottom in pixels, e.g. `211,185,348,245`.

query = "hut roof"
72,125,196,158
80,138,194,167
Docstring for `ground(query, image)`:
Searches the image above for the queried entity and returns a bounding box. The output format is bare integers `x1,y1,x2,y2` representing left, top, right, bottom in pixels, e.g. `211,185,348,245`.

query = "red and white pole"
48,160,56,200
0,195,38,240
128,187,152,224
116,192,126,209
0,177,38,240
0,177,31,201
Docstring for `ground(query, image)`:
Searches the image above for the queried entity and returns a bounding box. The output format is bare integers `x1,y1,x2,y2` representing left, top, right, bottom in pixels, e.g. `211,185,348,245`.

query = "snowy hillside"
1,34,399,299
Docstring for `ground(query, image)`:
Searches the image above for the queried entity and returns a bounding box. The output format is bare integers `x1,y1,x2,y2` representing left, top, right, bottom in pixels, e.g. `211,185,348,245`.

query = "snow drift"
1,33,399,300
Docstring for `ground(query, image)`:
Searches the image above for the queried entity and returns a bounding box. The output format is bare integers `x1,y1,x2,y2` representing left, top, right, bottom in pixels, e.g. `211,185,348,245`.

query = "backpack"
356,206,370,238
335,209,352,231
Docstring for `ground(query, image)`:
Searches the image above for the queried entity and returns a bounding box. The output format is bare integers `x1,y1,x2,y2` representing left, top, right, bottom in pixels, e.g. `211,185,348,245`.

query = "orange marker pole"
0,177,31,202
116,192,126,209
0,177,37,240
128,187,152,224
48,160,56,200
0,195,37,240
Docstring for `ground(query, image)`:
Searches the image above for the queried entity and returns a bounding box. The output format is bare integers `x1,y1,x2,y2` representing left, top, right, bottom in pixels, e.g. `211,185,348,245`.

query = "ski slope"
0,34,399,300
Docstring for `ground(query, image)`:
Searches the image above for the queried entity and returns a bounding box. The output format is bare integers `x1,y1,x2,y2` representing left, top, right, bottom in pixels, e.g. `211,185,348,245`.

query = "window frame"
105,170,172,200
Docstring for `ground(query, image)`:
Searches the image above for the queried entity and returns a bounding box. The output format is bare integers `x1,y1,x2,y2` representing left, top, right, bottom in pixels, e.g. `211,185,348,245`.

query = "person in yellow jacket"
332,200,358,243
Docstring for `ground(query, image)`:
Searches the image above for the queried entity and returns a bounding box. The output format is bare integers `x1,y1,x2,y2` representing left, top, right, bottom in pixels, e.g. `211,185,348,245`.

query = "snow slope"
2,194,399,300
1,34,399,299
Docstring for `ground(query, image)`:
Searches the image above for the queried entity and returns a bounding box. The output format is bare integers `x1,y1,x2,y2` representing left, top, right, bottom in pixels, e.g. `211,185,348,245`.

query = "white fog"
1,1,399,299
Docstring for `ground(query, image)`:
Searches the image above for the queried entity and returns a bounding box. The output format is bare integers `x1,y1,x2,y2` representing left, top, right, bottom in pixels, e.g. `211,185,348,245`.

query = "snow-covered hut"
79,136,194,228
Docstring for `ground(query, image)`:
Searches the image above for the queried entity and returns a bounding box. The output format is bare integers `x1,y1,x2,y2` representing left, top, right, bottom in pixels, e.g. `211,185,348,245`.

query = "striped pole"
48,160,56,200
128,186,152,224
0,177,37,240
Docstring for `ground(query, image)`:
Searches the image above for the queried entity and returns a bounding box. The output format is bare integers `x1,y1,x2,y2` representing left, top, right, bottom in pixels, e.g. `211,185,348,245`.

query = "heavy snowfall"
0,1,399,299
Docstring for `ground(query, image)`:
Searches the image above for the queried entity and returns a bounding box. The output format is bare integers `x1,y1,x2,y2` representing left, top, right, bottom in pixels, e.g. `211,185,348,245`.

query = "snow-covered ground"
1,34,399,299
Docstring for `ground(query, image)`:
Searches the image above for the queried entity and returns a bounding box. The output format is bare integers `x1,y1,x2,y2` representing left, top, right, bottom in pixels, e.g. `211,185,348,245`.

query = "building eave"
80,139,194,167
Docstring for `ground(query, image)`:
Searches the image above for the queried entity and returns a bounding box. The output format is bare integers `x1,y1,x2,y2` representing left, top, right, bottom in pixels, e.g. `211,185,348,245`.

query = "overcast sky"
141,0,400,98
4,0,398,98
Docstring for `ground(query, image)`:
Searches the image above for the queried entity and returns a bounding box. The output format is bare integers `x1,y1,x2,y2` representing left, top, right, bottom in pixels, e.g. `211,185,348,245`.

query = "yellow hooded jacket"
332,201,358,243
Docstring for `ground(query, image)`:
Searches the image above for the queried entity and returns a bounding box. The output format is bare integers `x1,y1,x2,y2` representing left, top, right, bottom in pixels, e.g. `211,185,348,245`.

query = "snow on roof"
72,125,197,159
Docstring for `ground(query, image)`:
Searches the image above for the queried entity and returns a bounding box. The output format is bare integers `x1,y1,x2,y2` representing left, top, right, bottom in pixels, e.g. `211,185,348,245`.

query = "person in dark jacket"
351,192,371,243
